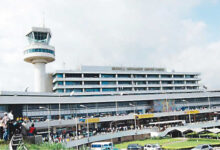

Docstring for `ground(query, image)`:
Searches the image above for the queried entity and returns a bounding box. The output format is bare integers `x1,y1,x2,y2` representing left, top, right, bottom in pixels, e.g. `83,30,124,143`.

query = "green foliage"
115,137,180,149
163,138,220,149
115,138,220,149
25,142,67,150
0,140,9,150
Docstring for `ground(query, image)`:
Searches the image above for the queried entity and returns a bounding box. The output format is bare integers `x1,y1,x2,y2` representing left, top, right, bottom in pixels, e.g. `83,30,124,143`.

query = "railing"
65,127,159,148
26,106,220,129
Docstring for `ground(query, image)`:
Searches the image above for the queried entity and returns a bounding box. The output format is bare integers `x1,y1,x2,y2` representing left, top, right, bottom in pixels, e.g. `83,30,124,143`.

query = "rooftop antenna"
42,12,45,28
62,62,66,69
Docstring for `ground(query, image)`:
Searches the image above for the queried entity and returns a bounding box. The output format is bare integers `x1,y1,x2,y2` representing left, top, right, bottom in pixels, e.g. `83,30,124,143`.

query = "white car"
191,144,213,150
144,144,162,150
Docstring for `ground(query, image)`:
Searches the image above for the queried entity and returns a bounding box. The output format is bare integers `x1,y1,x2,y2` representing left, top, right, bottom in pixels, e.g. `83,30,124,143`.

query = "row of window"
54,86,198,93
55,73,197,79
55,80,197,86
24,48,55,55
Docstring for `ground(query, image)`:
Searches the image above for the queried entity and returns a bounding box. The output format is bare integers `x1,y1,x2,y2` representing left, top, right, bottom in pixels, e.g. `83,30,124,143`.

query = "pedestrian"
8,110,14,139
2,112,9,141
28,123,36,136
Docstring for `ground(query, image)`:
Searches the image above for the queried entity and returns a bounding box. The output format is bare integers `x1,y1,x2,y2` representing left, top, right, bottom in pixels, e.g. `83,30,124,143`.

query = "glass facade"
65,81,82,85
66,88,82,93
101,81,116,85
24,48,55,55
53,71,199,94
102,88,117,92
101,74,115,78
85,88,100,92
56,74,63,78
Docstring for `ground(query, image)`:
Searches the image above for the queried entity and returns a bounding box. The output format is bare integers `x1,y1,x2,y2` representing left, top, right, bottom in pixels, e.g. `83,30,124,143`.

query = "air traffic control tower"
24,27,55,92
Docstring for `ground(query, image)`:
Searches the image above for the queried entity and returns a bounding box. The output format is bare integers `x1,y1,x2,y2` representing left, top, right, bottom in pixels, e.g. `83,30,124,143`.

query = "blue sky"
191,1,220,42
0,0,220,91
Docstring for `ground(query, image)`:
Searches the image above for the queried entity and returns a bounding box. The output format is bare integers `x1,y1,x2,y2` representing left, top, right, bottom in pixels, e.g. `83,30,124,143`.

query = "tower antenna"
42,12,45,28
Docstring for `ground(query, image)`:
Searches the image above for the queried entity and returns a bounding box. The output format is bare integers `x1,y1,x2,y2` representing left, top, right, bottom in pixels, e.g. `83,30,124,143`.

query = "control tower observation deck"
24,27,55,92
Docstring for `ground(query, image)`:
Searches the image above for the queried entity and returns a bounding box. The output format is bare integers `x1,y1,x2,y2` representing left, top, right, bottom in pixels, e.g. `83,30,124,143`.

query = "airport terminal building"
1,26,220,137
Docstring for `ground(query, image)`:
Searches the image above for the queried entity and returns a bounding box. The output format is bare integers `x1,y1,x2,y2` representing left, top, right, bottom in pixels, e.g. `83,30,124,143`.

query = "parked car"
144,144,162,150
191,144,213,150
127,144,143,150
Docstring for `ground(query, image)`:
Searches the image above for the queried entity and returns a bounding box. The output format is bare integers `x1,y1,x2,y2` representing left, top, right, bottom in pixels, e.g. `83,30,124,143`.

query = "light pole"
203,85,211,109
80,105,89,139
110,121,117,144
129,103,137,133
182,100,191,123
39,106,50,142
160,82,169,112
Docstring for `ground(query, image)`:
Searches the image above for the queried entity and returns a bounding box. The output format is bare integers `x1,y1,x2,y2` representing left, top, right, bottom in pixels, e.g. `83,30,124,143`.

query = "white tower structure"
24,27,55,92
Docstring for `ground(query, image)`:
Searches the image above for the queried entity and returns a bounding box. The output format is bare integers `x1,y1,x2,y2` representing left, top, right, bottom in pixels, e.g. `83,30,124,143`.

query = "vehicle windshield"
91,144,101,148
195,145,203,149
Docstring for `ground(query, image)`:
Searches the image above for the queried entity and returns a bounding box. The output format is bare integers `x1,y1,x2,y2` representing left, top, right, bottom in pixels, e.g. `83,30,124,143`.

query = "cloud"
0,0,219,91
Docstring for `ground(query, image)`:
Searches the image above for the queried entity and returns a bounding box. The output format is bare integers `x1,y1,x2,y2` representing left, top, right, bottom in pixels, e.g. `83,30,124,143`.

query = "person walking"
8,110,14,139
2,112,9,141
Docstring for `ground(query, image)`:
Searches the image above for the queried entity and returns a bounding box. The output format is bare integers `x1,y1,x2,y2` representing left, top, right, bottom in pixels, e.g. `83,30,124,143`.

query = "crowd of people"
0,111,37,141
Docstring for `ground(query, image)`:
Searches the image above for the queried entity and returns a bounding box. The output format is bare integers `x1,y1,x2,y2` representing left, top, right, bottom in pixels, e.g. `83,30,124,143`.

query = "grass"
115,138,220,149
163,138,220,149
0,140,9,150
25,142,68,150
115,137,181,149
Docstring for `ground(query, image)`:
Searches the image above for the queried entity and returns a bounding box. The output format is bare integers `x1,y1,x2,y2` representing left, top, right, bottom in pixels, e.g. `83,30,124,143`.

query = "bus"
91,142,113,150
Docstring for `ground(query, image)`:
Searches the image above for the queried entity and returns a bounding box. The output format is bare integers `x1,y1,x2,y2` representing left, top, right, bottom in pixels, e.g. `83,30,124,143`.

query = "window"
148,81,160,84
56,74,63,78
65,81,82,85
134,81,146,85
185,75,195,78
162,81,172,84
101,81,116,85
84,74,99,78
118,74,131,78
66,88,82,93
34,32,47,41
24,48,55,55
102,88,117,92
56,89,64,93
174,81,184,84
56,81,63,85
118,81,131,85
101,74,115,78
119,87,132,91
84,81,99,85
133,74,145,78
65,74,81,78
161,74,172,78
186,81,196,84
85,88,100,92
173,75,184,78
163,87,173,90
147,74,159,78
149,87,160,90
134,87,146,91
175,87,185,90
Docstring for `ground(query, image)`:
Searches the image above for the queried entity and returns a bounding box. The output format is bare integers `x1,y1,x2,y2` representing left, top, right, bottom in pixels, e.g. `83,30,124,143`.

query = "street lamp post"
80,105,89,140
39,106,50,142
129,103,137,133
182,100,191,123
160,82,169,112
203,86,211,109
110,121,117,144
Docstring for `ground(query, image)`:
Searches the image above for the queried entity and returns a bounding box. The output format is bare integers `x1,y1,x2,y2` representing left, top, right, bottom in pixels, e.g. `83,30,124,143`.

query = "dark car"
127,144,143,150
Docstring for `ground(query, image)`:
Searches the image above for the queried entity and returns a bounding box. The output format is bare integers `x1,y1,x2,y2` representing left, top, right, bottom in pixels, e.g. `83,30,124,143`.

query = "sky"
0,0,220,91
